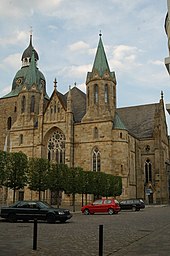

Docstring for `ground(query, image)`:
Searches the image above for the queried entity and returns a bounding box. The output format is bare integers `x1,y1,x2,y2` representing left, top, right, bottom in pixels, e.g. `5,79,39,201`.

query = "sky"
1,0,170,130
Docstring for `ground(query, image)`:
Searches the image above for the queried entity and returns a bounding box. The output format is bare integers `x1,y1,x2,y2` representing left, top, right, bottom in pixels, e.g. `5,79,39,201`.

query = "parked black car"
0,201,72,223
119,199,145,211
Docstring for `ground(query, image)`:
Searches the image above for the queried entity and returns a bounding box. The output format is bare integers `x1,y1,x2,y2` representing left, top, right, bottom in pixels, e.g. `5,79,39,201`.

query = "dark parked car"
119,199,145,211
0,201,72,223
81,198,121,215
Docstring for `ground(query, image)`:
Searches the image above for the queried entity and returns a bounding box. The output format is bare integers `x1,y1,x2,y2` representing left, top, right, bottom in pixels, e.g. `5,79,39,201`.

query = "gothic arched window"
94,84,98,104
104,84,109,103
21,96,26,113
92,147,101,172
7,117,12,130
47,130,65,163
30,95,35,113
145,159,152,184
54,103,57,113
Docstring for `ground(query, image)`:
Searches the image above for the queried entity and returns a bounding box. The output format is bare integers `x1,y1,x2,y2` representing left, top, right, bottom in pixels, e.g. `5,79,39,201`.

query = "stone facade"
0,34,169,205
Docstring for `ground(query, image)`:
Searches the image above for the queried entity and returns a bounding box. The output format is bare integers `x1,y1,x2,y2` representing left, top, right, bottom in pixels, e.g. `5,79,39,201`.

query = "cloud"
0,0,62,18
108,44,142,72
0,31,28,46
3,53,21,70
76,82,86,93
149,60,164,66
0,85,11,98
69,41,89,52
58,64,92,78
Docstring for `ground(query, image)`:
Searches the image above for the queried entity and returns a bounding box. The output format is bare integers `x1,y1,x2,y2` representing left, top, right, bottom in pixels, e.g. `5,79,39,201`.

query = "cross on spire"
54,78,57,90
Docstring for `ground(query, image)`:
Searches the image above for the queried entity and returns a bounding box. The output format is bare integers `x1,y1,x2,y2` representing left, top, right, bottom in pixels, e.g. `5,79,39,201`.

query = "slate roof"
65,87,86,123
117,103,158,139
64,88,158,140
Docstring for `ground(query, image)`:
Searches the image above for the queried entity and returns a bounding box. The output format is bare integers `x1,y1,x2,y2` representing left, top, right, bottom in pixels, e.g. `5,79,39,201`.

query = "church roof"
63,86,158,139
86,35,116,83
21,34,39,61
113,112,127,130
24,50,37,88
117,103,158,138
92,35,110,77
65,87,86,122
2,63,48,99
2,36,48,100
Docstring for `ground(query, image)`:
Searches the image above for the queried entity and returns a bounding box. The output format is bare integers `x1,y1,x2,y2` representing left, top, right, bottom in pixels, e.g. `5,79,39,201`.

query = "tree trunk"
72,193,75,212
85,193,87,205
13,187,16,203
39,189,41,200
56,190,60,208
81,194,84,207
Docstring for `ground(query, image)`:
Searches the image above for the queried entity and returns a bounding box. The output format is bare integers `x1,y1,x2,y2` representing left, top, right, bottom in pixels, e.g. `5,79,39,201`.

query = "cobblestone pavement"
0,205,170,256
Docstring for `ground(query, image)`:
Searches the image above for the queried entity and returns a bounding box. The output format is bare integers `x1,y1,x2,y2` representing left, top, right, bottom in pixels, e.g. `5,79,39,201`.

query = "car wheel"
8,213,17,222
84,209,90,215
132,206,136,212
46,213,56,223
108,208,114,215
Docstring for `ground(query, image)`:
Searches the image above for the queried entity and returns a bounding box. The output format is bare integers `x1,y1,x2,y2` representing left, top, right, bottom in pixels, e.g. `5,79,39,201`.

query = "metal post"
33,219,37,250
99,225,103,256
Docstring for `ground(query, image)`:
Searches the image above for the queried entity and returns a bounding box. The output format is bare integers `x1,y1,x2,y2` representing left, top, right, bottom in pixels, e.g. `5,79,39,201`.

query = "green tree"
0,150,8,186
4,151,28,203
47,163,69,207
81,171,122,203
28,157,49,200
113,176,122,196
64,166,84,212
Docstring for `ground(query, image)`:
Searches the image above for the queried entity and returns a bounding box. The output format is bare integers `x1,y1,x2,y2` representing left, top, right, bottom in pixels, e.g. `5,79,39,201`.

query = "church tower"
1,34,49,157
82,33,117,122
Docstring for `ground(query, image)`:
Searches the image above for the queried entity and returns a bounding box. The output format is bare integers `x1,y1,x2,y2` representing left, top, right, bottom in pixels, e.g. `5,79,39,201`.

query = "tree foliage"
4,151,28,202
0,150,122,205
47,163,68,206
0,150,8,186
28,157,49,200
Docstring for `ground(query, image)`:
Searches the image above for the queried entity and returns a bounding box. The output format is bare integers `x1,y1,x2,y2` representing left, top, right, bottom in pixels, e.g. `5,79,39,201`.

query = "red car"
81,198,120,215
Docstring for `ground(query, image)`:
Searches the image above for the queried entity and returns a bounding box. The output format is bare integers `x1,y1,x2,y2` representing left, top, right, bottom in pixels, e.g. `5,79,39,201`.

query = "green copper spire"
25,50,37,88
92,33,110,77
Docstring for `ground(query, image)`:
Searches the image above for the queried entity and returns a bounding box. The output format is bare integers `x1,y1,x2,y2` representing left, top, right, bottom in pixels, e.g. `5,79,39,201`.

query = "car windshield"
38,201,52,209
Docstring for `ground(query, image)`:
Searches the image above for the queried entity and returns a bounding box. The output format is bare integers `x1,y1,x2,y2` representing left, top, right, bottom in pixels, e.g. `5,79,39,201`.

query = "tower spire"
92,33,110,77
29,26,33,46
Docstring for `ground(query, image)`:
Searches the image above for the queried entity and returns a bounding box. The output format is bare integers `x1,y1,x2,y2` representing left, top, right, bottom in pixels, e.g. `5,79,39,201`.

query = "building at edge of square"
0,32,169,205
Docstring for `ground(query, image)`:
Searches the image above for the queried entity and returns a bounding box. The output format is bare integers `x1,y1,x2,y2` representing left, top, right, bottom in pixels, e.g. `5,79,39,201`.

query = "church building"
0,33,169,204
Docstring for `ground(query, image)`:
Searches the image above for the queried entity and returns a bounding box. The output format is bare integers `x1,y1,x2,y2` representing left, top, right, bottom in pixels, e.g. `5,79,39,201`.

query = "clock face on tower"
16,77,23,85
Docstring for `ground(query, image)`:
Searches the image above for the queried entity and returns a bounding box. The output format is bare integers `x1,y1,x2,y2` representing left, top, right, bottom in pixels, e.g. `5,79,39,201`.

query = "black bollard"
33,218,38,250
99,225,103,256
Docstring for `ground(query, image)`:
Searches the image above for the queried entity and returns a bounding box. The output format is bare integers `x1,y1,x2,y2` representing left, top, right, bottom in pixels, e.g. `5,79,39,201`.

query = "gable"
44,90,66,122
